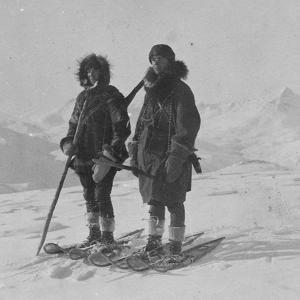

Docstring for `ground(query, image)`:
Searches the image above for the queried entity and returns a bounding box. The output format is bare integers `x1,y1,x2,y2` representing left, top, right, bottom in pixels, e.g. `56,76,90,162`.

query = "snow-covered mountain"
0,111,79,193
34,98,76,144
0,110,44,137
198,88,300,172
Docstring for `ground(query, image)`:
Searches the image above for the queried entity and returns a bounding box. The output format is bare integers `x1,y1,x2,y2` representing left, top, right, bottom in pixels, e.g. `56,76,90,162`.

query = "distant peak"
280,87,295,98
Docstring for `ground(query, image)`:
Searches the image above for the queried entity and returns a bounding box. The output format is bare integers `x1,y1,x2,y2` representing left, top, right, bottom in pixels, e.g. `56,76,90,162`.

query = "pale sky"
1,0,300,117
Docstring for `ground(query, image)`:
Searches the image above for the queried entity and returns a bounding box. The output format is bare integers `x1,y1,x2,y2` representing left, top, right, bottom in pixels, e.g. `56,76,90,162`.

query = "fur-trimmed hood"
143,60,188,100
77,54,110,88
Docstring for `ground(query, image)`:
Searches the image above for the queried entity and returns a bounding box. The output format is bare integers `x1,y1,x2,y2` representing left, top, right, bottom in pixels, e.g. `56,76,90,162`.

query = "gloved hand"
165,141,192,183
92,161,111,183
62,142,78,157
128,141,139,177
92,145,117,183
102,145,118,162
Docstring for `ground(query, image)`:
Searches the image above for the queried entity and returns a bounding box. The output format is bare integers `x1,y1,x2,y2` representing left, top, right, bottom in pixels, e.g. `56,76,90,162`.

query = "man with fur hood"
60,53,130,247
129,44,200,259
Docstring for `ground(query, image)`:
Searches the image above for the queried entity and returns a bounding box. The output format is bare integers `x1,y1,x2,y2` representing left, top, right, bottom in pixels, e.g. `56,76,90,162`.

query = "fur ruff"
76,54,110,88
143,61,188,100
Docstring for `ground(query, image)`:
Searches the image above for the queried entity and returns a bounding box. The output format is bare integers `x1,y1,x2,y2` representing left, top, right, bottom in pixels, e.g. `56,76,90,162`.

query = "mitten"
62,142,78,157
165,141,192,183
92,162,111,183
92,145,118,183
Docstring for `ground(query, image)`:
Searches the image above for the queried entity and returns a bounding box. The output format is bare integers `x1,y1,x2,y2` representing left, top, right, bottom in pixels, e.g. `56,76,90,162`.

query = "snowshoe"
152,236,225,272
125,231,205,271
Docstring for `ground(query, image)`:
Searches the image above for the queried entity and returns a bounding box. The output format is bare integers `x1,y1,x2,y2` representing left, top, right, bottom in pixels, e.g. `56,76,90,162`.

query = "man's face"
151,55,169,74
87,68,101,85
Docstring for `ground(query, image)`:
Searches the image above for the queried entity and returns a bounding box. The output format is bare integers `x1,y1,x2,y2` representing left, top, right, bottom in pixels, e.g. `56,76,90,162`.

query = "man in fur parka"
60,53,130,247
129,44,200,258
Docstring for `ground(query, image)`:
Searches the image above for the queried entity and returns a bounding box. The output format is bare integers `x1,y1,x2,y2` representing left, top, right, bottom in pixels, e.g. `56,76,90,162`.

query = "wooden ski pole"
36,99,88,255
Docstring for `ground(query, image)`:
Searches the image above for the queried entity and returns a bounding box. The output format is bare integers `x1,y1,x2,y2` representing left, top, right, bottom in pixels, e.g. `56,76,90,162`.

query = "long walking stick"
36,99,89,255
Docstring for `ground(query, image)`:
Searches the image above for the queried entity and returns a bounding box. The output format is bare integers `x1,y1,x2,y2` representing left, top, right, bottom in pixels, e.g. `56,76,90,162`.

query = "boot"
102,231,114,245
169,240,182,255
138,217,165,258
100,217,116,249
156,226,186,265
169,226,185,255
78,212,101,248
79,225,102,248
144,235,162,252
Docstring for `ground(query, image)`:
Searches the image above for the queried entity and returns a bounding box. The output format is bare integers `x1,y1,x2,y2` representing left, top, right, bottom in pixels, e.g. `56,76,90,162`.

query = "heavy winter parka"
61,55,130,167
132,61,200,205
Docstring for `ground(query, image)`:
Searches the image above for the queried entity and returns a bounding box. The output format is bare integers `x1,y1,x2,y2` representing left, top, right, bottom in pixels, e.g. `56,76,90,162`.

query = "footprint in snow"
54,235,65,240
208,190,238,196
49,265,73,279
76,269,97,281
220,263,232,270
48,222,69,232
0,230,13,237
24,205,40,212
2,208,19,214
24,233,41,239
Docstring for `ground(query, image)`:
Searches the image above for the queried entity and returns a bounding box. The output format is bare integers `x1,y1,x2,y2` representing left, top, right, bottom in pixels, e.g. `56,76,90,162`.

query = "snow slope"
0,161,299,300
1,88,300,299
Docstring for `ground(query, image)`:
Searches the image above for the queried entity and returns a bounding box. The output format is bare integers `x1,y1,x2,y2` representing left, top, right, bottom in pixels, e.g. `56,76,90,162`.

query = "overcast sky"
1,0,300,117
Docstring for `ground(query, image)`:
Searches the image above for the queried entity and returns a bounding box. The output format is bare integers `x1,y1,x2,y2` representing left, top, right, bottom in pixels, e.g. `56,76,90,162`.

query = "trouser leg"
143,202,166,252
76,171,102,246
95,167,117,218
95,168,117,244
78,167,99,213
148,201,166,236
167,202,185,254
168,202,185,227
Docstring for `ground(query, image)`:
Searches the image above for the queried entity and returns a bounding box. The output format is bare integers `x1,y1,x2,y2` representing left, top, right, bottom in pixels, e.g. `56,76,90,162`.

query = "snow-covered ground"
2,1,300,298
1,88,300,299
0,161,299,300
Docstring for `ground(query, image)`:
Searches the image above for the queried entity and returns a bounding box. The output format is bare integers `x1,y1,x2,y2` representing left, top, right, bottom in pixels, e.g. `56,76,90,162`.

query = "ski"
127,236,225,272
92,231,204,270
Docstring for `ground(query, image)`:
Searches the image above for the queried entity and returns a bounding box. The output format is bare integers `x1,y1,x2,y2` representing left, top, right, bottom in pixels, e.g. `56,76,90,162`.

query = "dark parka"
132,61,200,205
60,55,130,169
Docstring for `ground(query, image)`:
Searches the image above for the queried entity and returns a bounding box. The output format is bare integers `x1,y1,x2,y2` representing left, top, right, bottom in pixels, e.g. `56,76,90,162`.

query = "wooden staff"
36,98,88,255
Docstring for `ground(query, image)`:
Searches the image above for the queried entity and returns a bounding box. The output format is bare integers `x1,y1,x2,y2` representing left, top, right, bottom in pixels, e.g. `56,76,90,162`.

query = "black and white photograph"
0,1,300,299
